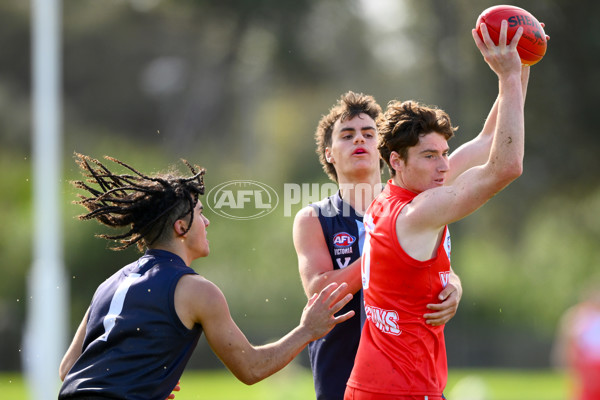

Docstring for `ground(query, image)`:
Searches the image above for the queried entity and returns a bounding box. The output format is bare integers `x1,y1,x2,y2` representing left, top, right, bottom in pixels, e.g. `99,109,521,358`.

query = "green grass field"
1,367,569,400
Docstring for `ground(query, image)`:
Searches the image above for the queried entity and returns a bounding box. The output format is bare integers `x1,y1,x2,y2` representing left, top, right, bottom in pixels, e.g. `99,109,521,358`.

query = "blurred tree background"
1,0,599,372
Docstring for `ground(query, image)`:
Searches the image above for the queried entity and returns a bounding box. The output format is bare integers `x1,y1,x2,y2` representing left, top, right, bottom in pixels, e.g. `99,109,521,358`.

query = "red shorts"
344,387,445,400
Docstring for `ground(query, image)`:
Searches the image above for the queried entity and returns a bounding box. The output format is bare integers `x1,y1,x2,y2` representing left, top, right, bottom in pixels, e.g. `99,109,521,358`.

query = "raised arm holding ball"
344,15,541,399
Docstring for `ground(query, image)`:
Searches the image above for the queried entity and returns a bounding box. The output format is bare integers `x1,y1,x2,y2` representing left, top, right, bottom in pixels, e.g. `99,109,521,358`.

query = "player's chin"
352,159,378,171
199,246,210,258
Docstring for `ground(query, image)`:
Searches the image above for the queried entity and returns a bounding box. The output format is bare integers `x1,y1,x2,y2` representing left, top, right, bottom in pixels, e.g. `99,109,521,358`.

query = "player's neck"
150,240,192,266
337,172,382,215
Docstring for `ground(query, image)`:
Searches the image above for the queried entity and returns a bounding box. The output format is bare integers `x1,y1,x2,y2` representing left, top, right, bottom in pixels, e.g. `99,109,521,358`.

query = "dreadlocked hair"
71,153,206,252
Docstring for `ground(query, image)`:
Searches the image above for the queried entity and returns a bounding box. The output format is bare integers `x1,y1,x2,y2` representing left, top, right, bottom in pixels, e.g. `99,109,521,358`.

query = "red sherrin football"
476,5,547,66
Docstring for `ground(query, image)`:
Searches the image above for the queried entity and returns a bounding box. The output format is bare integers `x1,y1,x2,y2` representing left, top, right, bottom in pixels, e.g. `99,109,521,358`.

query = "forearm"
521,65,530,104
238,326,312,385
481,66,528,142
482,67,527,137
490,73,524,176
447,98,497,184
449,66,529,185
303,259,362,298
231,285,352,384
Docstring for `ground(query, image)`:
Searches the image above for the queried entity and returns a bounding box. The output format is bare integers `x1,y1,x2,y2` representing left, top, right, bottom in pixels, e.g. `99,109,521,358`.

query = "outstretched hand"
301,282,354,340
472,20,522,77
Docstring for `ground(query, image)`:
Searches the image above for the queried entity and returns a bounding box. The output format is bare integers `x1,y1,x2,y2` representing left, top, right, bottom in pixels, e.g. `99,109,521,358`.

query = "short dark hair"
315,91,382,182
71,153,205,251
378,100,457,176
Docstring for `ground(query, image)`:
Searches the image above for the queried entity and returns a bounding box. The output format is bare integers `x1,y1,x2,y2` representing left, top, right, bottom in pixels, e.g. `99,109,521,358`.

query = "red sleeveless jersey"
571,305,600,400
346,180,451,397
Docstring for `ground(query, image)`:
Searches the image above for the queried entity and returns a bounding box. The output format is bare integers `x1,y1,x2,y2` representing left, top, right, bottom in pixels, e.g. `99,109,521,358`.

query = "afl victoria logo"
333,232,356,248
206,180,279,220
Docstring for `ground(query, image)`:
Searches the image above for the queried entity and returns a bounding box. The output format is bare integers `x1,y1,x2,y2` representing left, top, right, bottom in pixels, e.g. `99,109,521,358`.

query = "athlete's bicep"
447,134,492,184
59,308,89,381
293,207,336,296
182,278,255,377
406,164,503,235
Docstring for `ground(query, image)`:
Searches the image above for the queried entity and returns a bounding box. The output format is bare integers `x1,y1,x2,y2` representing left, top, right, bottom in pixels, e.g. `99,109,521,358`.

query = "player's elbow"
235,369,264,385
229,360,266,385
503,159,523,181
58,355,74,382
491,158,523,186
241,376,261,386
59,365,68,382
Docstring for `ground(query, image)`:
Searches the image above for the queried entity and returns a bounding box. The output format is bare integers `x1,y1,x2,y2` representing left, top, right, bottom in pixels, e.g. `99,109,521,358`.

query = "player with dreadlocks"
59,153,355,400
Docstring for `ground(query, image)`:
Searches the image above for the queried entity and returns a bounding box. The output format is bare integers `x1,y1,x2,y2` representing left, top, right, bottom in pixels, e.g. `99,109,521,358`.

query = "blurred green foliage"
1,0,599,370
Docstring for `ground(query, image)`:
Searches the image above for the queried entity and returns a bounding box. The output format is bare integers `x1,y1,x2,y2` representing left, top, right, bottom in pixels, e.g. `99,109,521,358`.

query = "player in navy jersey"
59,153,355,400
293,92,463,400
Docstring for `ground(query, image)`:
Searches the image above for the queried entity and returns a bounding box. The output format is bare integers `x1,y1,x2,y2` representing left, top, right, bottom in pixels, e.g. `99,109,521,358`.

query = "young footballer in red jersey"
553,283,600,400
59,154,354,400
345,21,530,399
294,93,462,400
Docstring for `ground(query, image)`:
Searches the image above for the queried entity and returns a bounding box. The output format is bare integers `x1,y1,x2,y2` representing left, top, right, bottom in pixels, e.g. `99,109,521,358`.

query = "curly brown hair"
72,153,205,252
378,100,457,176
315,91,383,182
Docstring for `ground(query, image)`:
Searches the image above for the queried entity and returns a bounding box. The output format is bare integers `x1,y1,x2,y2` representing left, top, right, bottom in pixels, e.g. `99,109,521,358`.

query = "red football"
476,5,547,66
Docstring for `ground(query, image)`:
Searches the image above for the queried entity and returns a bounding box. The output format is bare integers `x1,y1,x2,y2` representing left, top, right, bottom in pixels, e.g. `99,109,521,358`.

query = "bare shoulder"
294,205,319,224
397,188,444,228
293,205,323,241
175,274,229,328
177,274,225,304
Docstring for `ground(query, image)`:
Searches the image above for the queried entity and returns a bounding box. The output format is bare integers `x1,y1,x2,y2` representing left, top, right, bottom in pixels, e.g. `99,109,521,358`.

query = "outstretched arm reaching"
175,275,354,385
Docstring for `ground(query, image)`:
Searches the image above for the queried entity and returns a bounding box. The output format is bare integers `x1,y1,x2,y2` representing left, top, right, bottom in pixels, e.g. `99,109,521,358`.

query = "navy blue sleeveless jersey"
59,249,203,400
308,191,365,400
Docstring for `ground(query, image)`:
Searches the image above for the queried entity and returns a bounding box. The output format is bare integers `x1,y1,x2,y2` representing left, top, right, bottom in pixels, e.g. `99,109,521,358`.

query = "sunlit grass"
1,367,568,400
445,369,568,400
0,373,28,399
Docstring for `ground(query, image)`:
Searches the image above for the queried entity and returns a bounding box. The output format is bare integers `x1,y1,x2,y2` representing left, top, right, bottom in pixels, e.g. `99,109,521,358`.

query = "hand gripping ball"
476,5,547,65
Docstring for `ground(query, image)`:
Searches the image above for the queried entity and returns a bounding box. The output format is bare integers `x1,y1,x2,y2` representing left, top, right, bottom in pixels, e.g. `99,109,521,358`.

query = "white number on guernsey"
99,273,142,342
443,227,451,261
361,213,375,290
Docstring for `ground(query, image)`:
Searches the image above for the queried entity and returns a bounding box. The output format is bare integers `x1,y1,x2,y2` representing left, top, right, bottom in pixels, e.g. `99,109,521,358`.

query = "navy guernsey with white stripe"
59,249,202,400
308,191,366,400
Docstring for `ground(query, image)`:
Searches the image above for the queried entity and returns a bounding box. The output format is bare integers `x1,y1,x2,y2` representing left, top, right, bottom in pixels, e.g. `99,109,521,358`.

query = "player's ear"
325,147,335,163
389,151,403,172
174,219,187,236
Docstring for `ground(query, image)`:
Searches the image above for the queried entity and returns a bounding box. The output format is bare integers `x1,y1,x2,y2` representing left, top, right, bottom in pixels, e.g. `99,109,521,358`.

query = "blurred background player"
293,92,462,400
345,21,529,399
59,153,354,400
552,281,600,400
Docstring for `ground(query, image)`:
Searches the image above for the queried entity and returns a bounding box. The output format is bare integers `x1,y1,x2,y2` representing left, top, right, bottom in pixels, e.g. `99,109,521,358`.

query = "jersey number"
361,213,375,290
99,273,141,342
